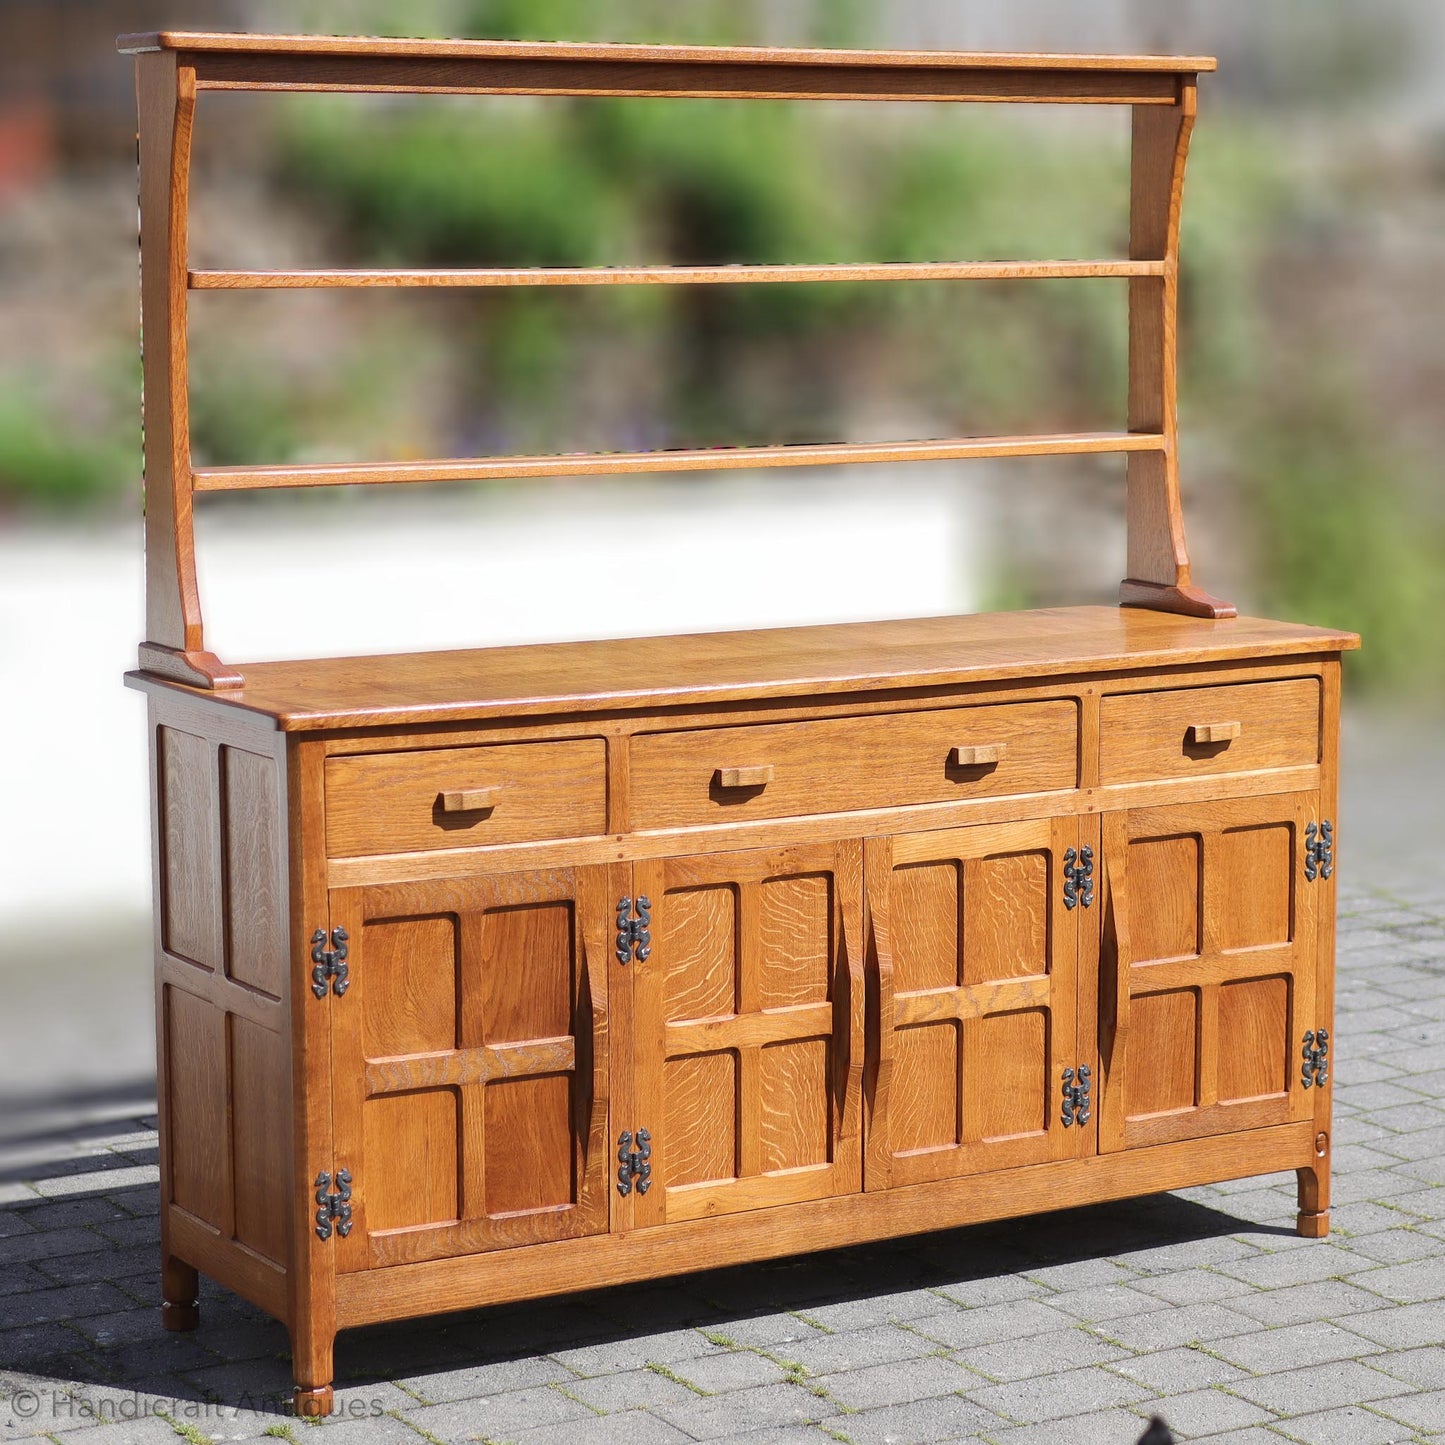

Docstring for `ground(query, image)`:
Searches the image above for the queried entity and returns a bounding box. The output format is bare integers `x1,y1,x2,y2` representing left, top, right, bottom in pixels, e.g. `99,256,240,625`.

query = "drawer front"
629,701,1078,830
1099,678,1320,786
325,739,607,856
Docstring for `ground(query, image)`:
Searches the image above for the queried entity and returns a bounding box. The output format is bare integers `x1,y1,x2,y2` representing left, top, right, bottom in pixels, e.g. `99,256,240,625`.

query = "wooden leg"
1297,1161,1330,1238
161,1255,199,1331
290,1320,336,1418
1119,578,1238,619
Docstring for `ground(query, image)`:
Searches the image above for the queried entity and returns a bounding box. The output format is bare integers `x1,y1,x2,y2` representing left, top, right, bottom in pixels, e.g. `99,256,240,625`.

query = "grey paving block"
669,1349,787,1394
771,1323,935,1377
0,1320,90,1365
1331,1201,1426,1235
1224,1278,1393,1327
951,1327,1127,1384
1227,1359,1413,1415
1018,1257,1138,1291
691,1315,820,1350
920,1275,1047,1309
0,1283,140,1323
395,1356,576,1404
789,1288,958,1330
1216,1242,1370,1290
1351,1258,1445,1304
1338,1300,1445,1349
980,1406,1158,1444
818,1393,1005,1443
1374,1391,1445,1433
1129,1270,1259,1305
1132,1387,1274,1437
1272,1404,1425,1444
652,1381,829,1439
1091,1301,1261,1351
1110,1344,1248,1393
965,1364,1151,1425
1209,1318,1387,1373
1041,1281,1177,1320
0,1226,111,1265
549,1329,726,1377
31,1165,159,1198
400,1384,597,1442
1343,1227,1444,1265
563,1365,702,1414
905,1299,1072,1350
36,1243,156,1286
1113,1233,1266,1271
1369,1346,1445,1390
508,1410,695,1445
811,1354,977,1411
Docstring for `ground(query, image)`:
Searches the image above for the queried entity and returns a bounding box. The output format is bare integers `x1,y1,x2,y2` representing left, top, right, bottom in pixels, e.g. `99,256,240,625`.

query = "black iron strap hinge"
1061,1065,1092,1127
616,1128,652,1195
1301,1029,1330,1088
1304,821,1334,882
314,1169,353,1240
1063,846,1095,910
310,927,349,998
616,896,652,965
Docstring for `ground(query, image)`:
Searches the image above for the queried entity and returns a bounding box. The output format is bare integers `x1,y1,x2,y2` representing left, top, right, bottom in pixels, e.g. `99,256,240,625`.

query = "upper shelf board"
116,33,1217,73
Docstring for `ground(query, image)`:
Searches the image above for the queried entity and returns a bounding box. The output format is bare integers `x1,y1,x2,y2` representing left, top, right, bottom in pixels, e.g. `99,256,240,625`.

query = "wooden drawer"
325,739,607,856
1099,678,1320,786
629,700,1077,830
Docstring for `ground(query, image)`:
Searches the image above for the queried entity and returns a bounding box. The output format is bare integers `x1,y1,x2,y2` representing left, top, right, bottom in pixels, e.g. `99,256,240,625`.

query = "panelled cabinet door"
628,841,865,1226
327,863,625,1271
1099,792,1319,1151
866,818,1086,1190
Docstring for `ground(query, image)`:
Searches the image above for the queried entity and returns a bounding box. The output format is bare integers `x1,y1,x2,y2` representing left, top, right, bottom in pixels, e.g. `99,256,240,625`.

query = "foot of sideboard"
160,1257,199,1331
292,1385,334,1418
1296,1159,1331,1238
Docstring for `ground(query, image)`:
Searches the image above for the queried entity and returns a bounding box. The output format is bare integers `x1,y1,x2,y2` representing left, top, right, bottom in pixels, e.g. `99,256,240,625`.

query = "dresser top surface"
116,33,1216,73
124,607,1358,733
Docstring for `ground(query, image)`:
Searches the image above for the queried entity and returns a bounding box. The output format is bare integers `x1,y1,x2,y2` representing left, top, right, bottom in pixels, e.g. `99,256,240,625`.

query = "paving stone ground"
1,877,1442,1445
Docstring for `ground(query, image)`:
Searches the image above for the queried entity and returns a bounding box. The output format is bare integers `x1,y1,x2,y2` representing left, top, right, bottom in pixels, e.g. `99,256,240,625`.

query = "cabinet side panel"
223,747,287,999
161,727,218,968
232,1017,291,1263
165,985,227,1224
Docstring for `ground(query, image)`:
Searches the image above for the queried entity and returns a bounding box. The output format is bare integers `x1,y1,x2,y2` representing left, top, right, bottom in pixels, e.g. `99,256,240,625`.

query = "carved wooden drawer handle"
1187,721,1242,745
715,765,774,789
439,786,501,813
950,743,1006,767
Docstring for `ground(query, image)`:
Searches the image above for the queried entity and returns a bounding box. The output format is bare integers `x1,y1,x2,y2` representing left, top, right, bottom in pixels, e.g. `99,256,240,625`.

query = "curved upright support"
1120,80,1236,620
135,52,241,688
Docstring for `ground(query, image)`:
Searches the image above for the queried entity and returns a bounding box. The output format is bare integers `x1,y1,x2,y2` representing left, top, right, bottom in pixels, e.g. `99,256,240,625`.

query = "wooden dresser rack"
120,31,1358,1416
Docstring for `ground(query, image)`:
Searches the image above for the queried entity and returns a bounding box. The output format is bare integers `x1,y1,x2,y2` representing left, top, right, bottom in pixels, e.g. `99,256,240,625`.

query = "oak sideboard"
119,31,1359,1416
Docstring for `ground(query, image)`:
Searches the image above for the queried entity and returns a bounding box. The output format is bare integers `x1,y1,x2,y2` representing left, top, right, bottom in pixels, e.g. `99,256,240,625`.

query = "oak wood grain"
125,609,1357,731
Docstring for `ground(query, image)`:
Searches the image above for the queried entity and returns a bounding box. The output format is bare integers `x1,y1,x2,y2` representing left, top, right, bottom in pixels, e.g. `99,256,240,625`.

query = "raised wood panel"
362,916,458,1056
329,865,617,1270
1099,678,1321,785
1100,791,1319,1152
631,841,864,1225
324,740,607,856
222,746,286,998
484,1074,574,1214
363,1090,460,1231
1127,834,1201,961
161,727,218,968
165,985,226,1225
230,1017,289,1265
631,701,1077,830
867,817,1085,1190
1217,977,1289,1102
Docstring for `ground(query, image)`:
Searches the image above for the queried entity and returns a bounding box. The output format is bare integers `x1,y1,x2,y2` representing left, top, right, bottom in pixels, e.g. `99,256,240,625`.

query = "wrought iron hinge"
310,927,349,998
1304,821,1334,883
314,1169,353,1240
616,1128,652,1195
1301,1029,1330,1088
1061,1065,1092,1127
615,896,651,965
1063,846,1095,910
